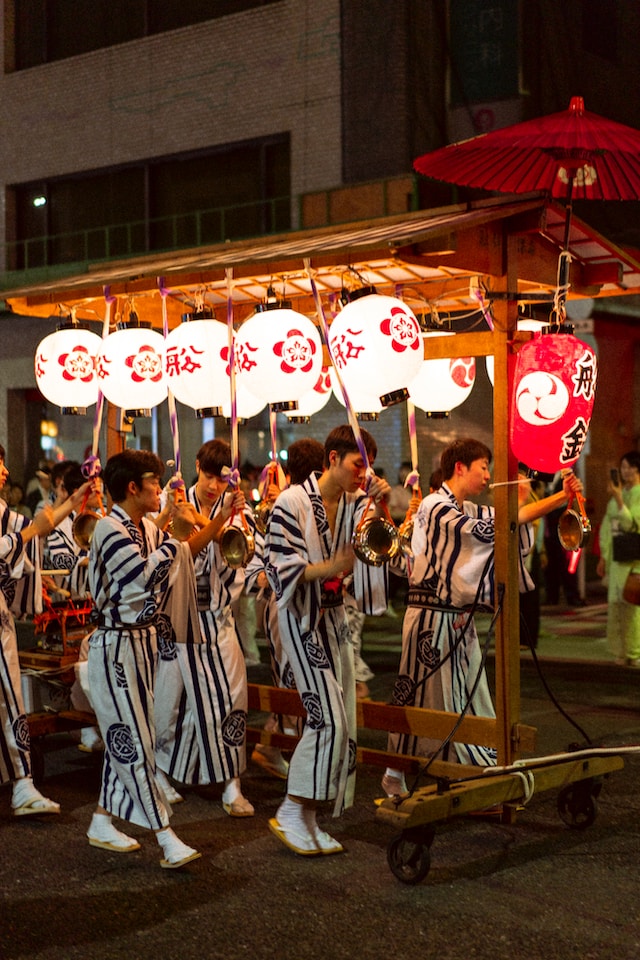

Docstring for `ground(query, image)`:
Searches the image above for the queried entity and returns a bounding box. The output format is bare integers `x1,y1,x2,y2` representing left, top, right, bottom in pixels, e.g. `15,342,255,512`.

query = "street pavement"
2,592,639,960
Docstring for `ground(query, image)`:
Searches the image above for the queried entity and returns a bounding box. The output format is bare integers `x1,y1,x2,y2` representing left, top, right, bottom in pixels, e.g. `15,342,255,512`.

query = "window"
8,136,291,269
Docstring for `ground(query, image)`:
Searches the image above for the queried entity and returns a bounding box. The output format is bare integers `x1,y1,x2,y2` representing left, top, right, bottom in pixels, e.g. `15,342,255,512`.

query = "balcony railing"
2,195,292,284
0,174,421,288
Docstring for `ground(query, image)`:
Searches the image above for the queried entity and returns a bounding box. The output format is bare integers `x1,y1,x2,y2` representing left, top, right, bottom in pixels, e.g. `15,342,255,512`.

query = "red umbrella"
414,97,640,202
416,97,640,317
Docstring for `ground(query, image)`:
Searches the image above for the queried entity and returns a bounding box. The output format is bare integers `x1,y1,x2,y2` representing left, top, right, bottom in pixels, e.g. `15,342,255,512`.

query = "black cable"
400,568,502,799
520,616,593,746
398,549,495,705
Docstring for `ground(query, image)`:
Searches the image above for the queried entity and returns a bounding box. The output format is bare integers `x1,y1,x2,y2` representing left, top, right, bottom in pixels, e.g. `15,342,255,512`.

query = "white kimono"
46,513,90,598
0,502,42,784
154,485,253,785
87,506,182,829
265,472,387,815
389,483,532,767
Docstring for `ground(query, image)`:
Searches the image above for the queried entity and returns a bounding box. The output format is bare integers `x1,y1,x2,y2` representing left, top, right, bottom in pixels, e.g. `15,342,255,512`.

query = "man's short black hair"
323,424,377,469
287,438,325,485
103,449,165,503
196,439,232,477
440,438,492,482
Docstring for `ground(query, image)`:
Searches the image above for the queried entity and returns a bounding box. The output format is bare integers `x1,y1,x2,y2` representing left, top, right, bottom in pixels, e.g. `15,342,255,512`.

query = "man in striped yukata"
154,439,256,819
383,438,583,798
0,444,91,816
264,424,390,856
86,448,229,869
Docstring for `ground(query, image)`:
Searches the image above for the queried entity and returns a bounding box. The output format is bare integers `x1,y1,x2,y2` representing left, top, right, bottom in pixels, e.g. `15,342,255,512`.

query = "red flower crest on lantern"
450,357,476,388
313,366,332,394
57,344,96,383
125,344,163,383
379,306,421,354
273,328,317,373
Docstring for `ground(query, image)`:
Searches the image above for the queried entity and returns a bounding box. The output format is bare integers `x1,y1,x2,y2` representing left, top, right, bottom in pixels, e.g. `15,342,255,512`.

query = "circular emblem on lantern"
97,325,168,411
35,324,102,413
515,371,570,425
408,334,476,416
510,333,598,473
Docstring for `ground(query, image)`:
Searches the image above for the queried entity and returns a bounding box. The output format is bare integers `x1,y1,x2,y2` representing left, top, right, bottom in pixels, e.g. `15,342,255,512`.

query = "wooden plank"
375,754,625,828
247,684,536,753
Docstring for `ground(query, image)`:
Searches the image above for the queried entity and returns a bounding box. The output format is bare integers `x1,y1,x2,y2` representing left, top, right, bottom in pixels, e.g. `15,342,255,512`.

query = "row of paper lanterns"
34,296,477,419
34,293,597,473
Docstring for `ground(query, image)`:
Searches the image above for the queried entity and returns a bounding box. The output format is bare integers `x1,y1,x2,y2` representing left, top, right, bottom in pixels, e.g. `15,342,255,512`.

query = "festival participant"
0,444,92,816
383,438,583,796
85,448,226,868
46,461,106,753
264,424,390,856
154,439,256,818
251,437,326,780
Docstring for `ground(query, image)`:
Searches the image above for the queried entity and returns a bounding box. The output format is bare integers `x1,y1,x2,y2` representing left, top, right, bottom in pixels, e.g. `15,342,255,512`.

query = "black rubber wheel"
387,828,433,885
557,783,598,829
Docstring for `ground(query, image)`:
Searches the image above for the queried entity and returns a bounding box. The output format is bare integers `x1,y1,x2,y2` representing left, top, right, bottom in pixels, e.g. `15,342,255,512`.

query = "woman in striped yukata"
383,438,583,797
264,425,390,857
86,449,227,869
154,439,256,819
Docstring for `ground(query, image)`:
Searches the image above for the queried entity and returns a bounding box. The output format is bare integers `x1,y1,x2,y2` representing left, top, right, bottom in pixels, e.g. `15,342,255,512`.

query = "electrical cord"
401,569,502,799
519,614,593,746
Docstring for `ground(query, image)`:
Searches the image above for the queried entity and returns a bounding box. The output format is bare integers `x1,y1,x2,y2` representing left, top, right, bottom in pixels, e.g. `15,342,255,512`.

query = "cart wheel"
387,827,434,885
557,783,598,830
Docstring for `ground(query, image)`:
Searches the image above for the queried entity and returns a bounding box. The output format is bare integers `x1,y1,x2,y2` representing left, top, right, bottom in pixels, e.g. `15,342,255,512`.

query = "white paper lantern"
35,324,102,413
220,378,267,420
332,380,383,419
408,333,476,415
165,314,228,417
234,307,323,411
286,365,333,422
329,292,423,407
97,324,167,410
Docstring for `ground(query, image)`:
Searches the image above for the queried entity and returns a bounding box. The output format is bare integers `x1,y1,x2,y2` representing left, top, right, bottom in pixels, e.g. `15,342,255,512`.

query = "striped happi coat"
154,485,253,785
389,483,533,767
265,472,387,815
0,502,42,784
87,505,181,829
46,513,90,598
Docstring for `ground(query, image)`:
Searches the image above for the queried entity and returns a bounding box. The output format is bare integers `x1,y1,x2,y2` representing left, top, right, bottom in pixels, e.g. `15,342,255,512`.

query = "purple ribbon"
81,453,102,479
226,268,240,475
159,277,181,477
404,400,420,490
304,258,372,481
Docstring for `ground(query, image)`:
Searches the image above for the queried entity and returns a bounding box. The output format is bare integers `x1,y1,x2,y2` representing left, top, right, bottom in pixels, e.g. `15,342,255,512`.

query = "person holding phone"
597,451,640,666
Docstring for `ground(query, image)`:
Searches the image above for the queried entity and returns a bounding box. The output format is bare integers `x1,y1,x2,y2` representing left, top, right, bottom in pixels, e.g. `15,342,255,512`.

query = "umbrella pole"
555,175,575,322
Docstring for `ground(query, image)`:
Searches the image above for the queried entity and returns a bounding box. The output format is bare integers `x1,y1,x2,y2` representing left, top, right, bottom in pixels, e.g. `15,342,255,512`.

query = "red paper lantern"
35,323,102,414
510,332,598,473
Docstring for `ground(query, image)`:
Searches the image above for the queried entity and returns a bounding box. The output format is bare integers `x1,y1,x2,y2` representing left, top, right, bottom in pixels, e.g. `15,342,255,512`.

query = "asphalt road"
2,640,639,960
